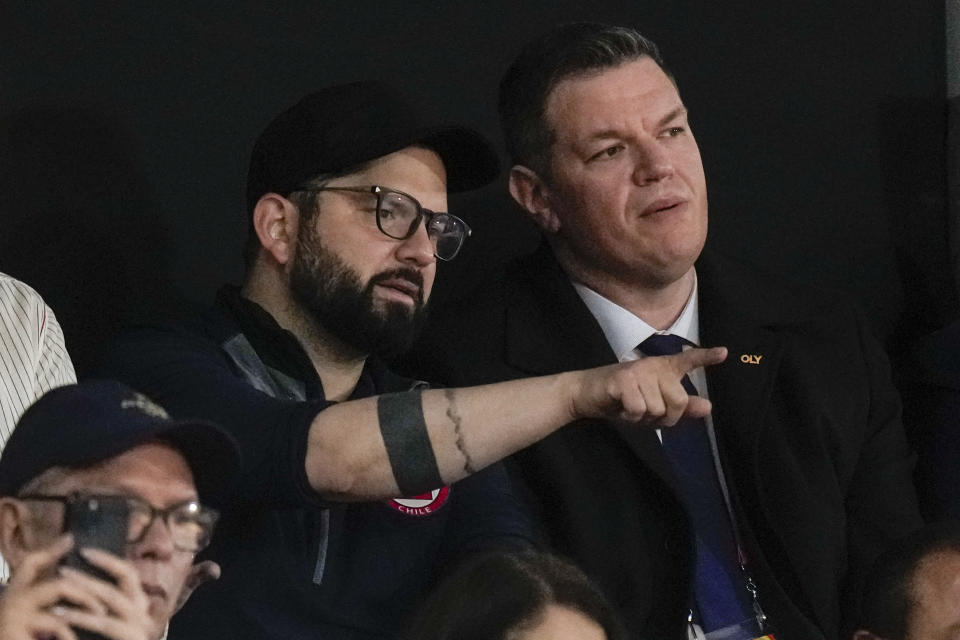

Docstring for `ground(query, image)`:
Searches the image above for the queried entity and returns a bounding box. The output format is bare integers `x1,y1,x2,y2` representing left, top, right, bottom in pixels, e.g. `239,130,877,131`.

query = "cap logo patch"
387,486,450,517
120,393,169,420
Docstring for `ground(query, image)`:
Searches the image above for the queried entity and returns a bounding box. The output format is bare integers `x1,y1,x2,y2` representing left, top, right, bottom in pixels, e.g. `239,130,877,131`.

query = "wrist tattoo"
445,388,476,475
377,389,442,496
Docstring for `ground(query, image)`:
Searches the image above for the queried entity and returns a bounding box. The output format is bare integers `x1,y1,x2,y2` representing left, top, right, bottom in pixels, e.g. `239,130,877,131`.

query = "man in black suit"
405,23,923,640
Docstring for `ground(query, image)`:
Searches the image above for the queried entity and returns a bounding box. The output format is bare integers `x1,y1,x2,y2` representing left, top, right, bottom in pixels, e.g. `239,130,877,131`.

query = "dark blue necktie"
640,334,754,632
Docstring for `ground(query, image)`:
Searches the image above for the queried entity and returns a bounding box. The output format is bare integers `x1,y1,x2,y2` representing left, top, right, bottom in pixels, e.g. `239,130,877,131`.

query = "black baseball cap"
245,80,500,212
0,380,240,505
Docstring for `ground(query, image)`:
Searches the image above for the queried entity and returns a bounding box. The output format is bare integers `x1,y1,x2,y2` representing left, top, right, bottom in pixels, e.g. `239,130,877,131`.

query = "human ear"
252,193,299,266
0,498,35,567
508,165,562,234
175,560,221,613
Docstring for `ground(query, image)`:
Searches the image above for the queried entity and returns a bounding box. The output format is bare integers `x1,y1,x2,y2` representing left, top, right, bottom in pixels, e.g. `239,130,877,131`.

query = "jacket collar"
503,243,619,375
498,242,791,497
215,286,418,399
501,242,815,372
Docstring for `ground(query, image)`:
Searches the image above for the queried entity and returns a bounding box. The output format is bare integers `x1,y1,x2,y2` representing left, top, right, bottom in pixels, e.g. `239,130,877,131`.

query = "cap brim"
0,381,242,503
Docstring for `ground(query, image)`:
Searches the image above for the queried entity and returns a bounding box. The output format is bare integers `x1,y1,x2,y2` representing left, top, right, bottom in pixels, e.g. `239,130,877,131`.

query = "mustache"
368,268,425,302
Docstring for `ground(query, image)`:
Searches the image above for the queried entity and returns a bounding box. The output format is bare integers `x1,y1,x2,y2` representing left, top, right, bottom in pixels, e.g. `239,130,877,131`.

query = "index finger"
78,548,143,599
668,346,728,374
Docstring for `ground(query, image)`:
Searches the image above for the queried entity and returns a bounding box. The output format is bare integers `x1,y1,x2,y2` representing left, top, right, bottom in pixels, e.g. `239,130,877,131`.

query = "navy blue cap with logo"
0,380,240,506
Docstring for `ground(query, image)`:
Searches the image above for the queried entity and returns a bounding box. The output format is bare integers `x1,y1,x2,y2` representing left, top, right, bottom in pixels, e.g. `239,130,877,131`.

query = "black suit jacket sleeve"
841,308,923,615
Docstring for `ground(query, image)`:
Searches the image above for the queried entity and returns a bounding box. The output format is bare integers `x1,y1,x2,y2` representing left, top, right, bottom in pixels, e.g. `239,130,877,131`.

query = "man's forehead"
322,146,449,215
545,58,683,135
46,442,198,500
915,550,960,585
911,551,960,621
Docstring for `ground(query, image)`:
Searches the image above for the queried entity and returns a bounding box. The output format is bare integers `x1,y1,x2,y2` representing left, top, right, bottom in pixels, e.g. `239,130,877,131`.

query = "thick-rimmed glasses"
20,493,219,553
297,185,472,261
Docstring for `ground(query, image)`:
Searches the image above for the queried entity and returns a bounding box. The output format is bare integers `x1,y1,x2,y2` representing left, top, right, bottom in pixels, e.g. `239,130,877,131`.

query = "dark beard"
289,231,427,359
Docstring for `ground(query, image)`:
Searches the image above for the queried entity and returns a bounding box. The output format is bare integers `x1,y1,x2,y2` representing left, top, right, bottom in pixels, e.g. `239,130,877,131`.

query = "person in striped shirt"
0,272,76,443
0,272,76,583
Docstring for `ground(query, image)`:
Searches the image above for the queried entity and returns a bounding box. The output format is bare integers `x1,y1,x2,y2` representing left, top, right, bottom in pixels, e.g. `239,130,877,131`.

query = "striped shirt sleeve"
0,273,77,448
0,273,76,582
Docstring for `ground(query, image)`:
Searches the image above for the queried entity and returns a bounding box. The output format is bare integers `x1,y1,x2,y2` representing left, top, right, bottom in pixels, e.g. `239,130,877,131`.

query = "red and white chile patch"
387,486,450,517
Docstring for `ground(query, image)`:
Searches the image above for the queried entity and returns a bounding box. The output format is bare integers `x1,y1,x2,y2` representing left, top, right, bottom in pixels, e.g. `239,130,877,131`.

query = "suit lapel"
703,328,786,479
503,244,617,374
502,244,681,494
697,251,788,474
697,251,838,629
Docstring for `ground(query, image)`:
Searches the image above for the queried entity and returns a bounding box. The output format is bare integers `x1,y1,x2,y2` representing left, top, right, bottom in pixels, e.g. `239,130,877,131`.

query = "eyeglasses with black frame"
296,185,472,261
19,493,219,553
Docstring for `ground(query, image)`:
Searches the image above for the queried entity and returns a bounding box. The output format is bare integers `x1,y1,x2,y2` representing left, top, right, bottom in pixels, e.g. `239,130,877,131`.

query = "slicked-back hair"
858,521,960,639
498,22,667,179
400,550,626,640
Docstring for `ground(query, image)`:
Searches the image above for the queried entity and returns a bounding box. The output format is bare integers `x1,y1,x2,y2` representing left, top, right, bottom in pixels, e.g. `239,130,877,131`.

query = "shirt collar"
572,273,700,359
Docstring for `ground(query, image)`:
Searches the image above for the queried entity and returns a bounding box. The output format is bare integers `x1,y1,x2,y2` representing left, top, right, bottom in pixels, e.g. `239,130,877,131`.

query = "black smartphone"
62,496,130,640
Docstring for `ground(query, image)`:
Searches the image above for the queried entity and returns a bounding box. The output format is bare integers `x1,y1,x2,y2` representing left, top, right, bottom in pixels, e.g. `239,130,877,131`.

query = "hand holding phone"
0,533,151,640
62,496,130,640
64,495,129,575
0,535,74,640
56,547,152,640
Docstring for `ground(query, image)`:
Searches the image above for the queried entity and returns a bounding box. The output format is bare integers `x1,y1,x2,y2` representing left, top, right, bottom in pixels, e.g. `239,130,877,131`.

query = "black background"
1,1,955,375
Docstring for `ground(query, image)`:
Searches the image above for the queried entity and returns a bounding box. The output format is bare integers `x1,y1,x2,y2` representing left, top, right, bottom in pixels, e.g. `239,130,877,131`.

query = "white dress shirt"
571,274,736,538
573,274,750,639
572,274,708,421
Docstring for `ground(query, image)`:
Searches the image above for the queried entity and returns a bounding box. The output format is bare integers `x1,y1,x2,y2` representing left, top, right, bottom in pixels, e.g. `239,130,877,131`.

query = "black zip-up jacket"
99,287,534,639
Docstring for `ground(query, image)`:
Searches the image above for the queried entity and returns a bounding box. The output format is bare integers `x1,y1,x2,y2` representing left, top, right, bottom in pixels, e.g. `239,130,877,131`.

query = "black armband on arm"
377,389,442,496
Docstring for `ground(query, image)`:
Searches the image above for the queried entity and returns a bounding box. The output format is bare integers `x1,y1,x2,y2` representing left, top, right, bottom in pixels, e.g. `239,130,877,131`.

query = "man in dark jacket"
405,24,923,640
0,380,238,640
100,81,725,639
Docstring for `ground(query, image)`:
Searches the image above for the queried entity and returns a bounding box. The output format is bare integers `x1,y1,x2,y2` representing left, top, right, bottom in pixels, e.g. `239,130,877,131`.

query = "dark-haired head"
498,23,667,178
855,521,960,640
401,550,625,640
